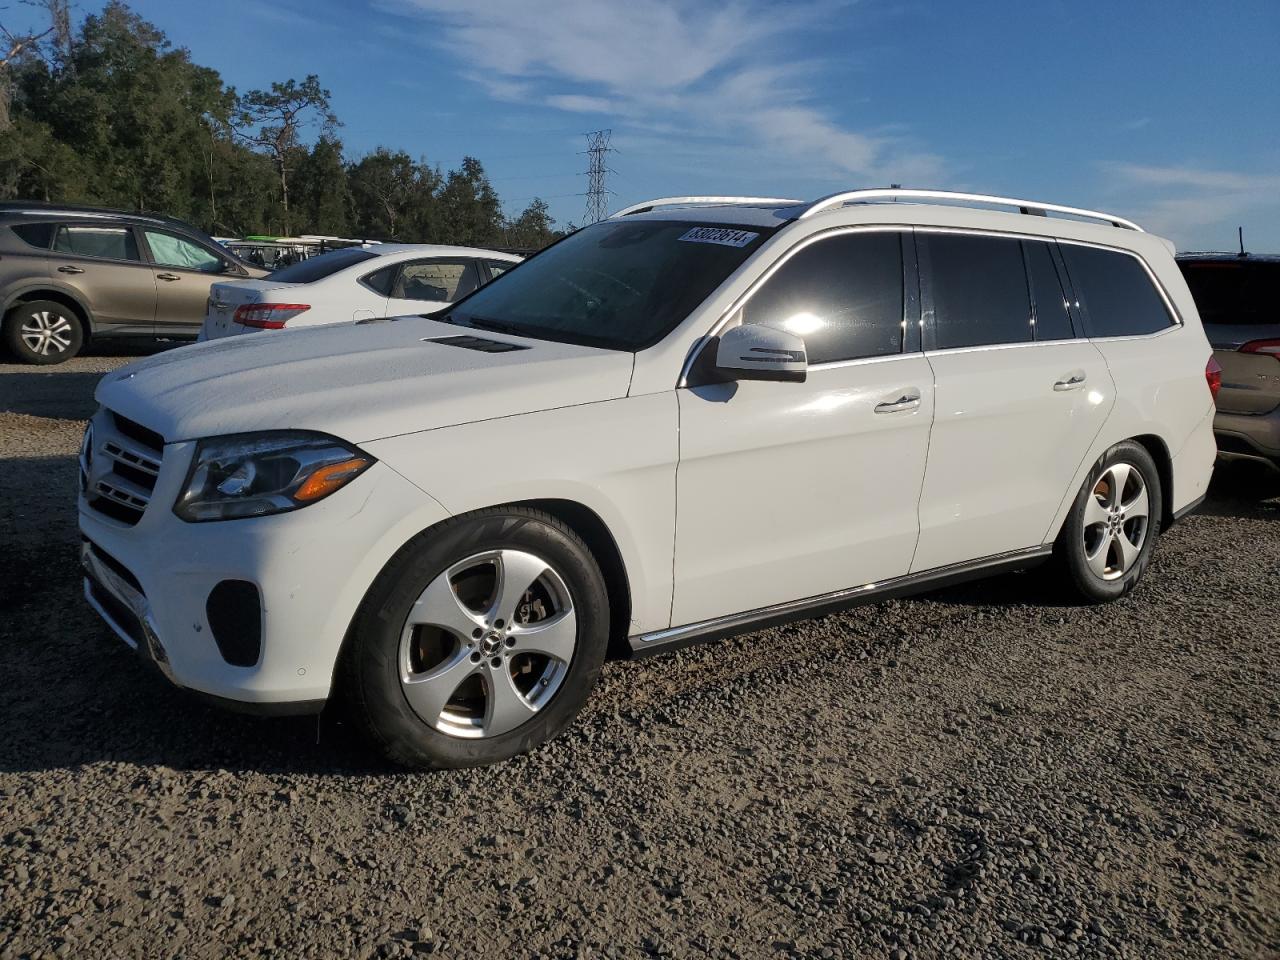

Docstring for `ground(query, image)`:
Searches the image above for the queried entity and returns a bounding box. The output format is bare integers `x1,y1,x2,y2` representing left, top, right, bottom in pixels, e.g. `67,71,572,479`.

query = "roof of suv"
0,201,214,236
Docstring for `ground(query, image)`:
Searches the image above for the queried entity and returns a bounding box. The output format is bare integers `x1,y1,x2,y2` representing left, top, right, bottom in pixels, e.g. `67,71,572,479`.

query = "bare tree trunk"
277,157,290,235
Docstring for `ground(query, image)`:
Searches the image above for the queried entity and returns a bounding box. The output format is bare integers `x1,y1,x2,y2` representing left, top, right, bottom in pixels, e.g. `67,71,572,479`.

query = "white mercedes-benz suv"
78,189,1219,768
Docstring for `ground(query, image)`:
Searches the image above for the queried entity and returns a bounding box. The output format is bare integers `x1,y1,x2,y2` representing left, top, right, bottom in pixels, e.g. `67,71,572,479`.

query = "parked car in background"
1177,252,1280,471
80,189,1216,769
0,203,268,364
199,244,522,340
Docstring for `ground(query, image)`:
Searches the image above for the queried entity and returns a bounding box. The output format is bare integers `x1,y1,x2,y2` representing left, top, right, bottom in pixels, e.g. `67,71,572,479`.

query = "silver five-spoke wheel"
1082,462,1149,581
398,549,576,739
20,309,74,357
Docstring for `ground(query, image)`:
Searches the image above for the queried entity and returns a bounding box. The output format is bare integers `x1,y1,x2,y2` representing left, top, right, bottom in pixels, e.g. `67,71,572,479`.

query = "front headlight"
173,431,374,522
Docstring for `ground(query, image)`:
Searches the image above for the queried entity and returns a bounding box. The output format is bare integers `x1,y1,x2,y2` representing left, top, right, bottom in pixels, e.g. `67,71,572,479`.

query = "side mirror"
714,323,807,383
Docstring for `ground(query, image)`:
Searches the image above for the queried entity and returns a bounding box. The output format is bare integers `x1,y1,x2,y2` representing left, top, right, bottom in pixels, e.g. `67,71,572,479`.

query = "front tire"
1056,440,1163,602
3,300,84,364
344,507,610,769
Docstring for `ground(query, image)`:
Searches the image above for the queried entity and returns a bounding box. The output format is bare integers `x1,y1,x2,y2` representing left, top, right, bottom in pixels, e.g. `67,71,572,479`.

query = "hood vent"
424,335,528,354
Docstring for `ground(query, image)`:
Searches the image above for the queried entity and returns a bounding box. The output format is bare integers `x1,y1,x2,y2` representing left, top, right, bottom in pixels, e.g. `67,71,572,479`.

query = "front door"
142,228,238,336
911,231,1114,572
672,229,934,627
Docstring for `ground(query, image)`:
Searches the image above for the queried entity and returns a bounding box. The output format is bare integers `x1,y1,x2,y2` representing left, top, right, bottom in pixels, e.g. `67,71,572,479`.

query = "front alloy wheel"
399,549,577,738
346,507,609,769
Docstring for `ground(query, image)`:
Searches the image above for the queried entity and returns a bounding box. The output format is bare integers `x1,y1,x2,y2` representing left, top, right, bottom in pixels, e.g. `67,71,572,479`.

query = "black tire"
1055,440,1163,602
343,507,610,769
2,299,84,364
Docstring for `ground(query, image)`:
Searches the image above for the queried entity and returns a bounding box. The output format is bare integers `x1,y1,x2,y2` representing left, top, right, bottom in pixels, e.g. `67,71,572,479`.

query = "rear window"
1178,260,1280,326
1061,244,1175,337
11,223,54,249
268,248,378,283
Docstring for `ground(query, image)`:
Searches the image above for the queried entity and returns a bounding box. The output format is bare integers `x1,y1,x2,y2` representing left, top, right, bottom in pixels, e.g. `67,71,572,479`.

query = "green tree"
232,74,337,235
437,156,502,246
292,136,351,235
503,197,558,249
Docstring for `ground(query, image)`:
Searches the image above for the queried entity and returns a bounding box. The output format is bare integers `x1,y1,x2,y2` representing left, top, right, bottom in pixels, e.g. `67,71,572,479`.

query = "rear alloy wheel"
1058,441,1162,601
345,508,609,769
3,300,84,365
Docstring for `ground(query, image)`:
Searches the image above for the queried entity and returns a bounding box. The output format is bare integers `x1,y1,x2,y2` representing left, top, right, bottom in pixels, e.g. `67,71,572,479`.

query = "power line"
583,129,616,224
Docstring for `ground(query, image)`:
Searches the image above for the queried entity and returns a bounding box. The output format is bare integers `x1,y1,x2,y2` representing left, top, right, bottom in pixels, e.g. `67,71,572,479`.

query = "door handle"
874,389,922,414
157,272,180,281
57,265,85,274
1053,372,1087,392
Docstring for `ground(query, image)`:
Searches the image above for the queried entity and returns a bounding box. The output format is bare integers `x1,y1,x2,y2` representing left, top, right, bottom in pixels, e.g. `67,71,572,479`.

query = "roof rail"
610,196,804,219
792,188,1143,231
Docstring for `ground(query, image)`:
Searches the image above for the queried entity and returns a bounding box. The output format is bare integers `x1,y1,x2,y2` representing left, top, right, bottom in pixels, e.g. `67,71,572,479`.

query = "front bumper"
79,444,450,709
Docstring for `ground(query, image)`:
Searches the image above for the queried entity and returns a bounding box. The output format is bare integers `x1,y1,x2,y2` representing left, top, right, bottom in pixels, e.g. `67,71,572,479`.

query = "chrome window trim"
922,337,1092,359
1054,236,1185,332
678,224,914,387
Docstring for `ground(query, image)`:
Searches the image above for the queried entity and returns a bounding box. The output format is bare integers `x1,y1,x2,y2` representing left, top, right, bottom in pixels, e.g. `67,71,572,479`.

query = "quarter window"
53,225,140,262
486,260,515,279
1060,244,1174,337
144,230,224,273
923,233,1032,349
740,232,904,364
1024,241,1075,341
396,260,480,302
12,223,54,249
361,265,397,296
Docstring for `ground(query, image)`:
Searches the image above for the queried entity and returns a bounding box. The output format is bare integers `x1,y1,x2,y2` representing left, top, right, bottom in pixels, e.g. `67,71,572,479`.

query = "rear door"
384,258,482,316
141,228,242,336
50,222,156,334
912,231,1114,572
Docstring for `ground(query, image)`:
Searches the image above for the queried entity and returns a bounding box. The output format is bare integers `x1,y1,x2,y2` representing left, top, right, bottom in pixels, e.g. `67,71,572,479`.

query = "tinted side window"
53,225,140,262
741,232,904,364
1061,245,1174,337
923,234,1031,349
362,265,396,296
396,260,480,302
1024,241,1074,341
12,223,54,249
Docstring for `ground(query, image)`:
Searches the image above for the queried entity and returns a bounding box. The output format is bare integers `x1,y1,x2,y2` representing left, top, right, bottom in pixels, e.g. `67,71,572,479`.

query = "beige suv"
0,203,266,365
1178,253,1280,471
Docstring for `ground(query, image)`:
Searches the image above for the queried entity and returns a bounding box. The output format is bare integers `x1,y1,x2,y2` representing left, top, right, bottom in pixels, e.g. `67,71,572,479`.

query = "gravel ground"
1,351,1278,960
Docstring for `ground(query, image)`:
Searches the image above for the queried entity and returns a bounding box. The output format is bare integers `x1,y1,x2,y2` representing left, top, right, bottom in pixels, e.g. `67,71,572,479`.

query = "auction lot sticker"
678,227,760,248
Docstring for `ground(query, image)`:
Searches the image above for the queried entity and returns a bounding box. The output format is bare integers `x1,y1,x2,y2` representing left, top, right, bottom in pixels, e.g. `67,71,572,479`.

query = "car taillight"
232,303,310,329
1205,356,1222,402
1240,338,1280,359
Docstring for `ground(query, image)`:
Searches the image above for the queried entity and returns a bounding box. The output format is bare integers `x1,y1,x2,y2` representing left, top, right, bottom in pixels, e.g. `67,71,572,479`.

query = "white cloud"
1106,163,1280,245
387,0,941,193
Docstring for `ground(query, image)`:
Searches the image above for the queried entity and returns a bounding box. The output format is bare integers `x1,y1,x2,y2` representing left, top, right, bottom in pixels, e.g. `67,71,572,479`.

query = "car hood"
96,317,635,444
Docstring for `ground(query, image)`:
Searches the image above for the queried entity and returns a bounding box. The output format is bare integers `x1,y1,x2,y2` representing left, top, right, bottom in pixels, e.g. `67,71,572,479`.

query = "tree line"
0,1,563,249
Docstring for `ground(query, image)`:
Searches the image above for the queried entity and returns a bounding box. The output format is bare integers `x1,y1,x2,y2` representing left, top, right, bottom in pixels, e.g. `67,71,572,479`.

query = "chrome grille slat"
84,409,166,526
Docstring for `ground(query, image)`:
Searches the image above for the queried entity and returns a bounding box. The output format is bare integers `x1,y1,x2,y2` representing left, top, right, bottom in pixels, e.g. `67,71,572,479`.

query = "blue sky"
48,1,1280,248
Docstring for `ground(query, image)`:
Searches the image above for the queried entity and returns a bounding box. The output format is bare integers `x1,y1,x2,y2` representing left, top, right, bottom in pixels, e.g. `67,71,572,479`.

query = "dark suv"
1177,252,1280,471
0,203,267,364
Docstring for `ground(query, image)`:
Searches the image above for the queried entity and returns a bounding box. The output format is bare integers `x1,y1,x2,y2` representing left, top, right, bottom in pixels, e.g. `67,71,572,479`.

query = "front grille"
84,410,166,526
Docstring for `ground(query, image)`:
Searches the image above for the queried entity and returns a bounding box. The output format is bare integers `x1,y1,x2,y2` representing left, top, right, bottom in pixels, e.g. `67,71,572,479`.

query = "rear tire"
1056,440,1163,602
3,299,84,364
343,507,610,769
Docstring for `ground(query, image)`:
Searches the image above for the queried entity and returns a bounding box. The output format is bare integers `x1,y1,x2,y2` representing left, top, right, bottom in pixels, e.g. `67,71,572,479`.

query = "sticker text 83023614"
677,227,760,248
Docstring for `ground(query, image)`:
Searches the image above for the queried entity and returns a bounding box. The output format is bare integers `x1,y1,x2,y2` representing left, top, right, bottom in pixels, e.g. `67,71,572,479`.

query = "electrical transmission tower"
583,129,615,224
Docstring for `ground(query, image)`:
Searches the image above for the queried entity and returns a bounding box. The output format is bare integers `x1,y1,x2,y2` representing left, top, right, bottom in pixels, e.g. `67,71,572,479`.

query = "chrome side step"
629,546,1053,656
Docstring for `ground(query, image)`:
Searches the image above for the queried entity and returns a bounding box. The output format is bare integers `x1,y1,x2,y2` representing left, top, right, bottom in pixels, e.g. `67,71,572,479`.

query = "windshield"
444,219,775,350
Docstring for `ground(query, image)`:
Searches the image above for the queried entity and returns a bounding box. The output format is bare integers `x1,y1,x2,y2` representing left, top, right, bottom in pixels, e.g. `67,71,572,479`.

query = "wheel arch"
1128,433,1176,532
4,287,95,341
